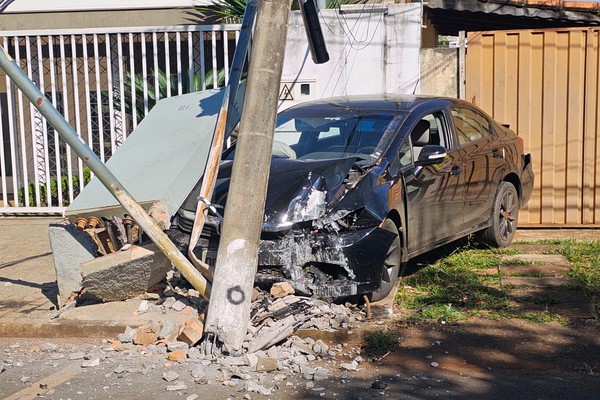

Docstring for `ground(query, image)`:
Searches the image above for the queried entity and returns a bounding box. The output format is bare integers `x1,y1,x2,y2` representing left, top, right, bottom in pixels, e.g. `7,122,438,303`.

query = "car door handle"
450,165,461,176
491,148,504,159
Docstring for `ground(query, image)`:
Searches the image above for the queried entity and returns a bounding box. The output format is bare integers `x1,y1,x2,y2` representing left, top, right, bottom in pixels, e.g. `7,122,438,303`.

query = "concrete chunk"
48,220,97,306
80,242,172,302
134,324,160,346
178,319,204,347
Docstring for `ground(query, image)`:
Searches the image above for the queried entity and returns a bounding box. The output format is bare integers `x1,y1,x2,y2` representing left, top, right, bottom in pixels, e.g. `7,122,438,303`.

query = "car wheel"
370,219,402,302
480,181,519,248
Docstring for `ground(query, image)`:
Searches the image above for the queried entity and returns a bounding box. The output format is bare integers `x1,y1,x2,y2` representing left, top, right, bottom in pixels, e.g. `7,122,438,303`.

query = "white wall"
2,0,206,13
279,4,422,110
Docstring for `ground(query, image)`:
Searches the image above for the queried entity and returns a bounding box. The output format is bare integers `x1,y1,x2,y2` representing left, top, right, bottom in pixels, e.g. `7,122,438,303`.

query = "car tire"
480,181,519,248
370,219,402,302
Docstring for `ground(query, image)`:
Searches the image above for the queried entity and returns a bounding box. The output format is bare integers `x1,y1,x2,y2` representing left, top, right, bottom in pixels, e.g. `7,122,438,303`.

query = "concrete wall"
0,8,199,30
279,4,423,110
419,48,458,97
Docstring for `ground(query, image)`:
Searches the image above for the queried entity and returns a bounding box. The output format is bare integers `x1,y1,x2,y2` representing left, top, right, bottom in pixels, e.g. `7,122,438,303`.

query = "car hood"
180,156,391,233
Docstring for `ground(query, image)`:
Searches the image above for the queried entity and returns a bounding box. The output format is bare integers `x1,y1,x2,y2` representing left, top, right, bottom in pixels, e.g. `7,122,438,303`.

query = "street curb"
0,320,130,339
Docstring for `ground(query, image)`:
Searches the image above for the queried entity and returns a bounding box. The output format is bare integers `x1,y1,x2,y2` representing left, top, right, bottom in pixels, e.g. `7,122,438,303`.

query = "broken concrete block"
270,282,295,298
256,357,278,372
80,242,172,302
167,350,187,362
178,319,204,347
48,220,97,307
134,324,160,346
159,320,181,342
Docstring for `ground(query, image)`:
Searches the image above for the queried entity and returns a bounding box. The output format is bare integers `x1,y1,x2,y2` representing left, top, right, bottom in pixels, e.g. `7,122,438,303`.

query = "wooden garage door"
466,28,600,227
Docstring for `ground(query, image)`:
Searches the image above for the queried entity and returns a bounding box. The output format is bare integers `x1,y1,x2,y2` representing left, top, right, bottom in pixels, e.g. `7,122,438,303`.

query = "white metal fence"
0,24,241,214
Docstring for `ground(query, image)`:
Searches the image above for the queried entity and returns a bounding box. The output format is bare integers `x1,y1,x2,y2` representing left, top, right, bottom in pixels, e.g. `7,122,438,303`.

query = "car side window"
451,107,490,145
410,112,448,159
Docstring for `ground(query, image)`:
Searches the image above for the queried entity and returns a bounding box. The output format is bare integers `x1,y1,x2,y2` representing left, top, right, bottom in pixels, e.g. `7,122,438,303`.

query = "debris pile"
90,275,372,394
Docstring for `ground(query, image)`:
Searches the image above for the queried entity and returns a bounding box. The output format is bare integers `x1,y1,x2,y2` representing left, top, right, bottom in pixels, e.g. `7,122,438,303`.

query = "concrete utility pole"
204,0,293,354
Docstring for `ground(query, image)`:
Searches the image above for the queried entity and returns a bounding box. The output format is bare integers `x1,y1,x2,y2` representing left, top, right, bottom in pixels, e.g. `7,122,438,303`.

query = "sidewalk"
0,217,598,338
0,217,192,338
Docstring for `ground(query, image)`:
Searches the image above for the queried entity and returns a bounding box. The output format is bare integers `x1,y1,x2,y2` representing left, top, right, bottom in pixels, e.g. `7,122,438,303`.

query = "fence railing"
0,24,242,214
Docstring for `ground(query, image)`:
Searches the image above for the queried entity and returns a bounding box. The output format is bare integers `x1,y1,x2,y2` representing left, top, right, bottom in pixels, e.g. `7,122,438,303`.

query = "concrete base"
48,220,98,307
81,242,173,302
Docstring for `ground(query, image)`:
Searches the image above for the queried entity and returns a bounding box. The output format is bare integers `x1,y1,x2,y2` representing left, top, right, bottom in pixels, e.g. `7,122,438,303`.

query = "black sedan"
173,95,534,301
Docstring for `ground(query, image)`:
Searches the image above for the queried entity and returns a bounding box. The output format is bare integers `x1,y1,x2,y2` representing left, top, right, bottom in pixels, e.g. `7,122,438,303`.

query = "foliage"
191,0,364,23
554,240,600,290
362,328,397,356
18,167,91,207
114,68,226,122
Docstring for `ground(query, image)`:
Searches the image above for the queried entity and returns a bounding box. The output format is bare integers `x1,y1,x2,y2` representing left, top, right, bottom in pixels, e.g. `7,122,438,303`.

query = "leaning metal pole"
0,46,212,300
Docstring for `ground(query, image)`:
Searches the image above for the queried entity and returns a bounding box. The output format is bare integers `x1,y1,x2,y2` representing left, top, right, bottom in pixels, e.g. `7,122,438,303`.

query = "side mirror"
416,145,447,166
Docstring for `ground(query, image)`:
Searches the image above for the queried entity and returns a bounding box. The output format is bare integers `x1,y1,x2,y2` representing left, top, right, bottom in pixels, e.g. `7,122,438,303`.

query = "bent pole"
0,46,212,300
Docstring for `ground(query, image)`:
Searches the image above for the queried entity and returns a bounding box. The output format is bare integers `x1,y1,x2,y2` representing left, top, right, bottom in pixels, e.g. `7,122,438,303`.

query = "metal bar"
0,45,212,300
70,34,84,194
117,33,126,141
187,32,193,93
211,33,217,88
152,32,159,103
15,37,30,206
26,36,40,206
128,33,137,129
82,34,95,180
61,35,75,202
200,32,206,91
2,24,240,36
141,33,148,116
187,2,257,279
0,24,242,38
3,37,19,206
37,35,51,207
92,34,105,162
176,32,182,95
105,34,116,155
223,31,229,86
48,35,63,207
164,32,171,97
0,79,7,206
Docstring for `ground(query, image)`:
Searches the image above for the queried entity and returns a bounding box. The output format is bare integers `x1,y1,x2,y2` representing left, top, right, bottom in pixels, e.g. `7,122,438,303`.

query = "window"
451,108,490,145
410,112,448,159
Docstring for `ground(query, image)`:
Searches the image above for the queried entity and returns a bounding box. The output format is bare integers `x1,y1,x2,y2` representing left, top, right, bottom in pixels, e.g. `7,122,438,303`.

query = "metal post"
0,45,212,300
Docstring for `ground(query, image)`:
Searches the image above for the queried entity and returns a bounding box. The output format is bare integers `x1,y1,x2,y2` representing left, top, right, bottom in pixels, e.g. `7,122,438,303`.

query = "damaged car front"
173,101,408,301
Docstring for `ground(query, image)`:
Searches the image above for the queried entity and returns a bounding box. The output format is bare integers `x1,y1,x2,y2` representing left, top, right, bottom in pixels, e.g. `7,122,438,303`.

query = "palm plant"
191,0,363,23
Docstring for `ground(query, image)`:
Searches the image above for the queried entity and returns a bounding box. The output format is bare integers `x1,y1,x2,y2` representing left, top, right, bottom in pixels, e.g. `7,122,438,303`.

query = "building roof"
426,0,600,36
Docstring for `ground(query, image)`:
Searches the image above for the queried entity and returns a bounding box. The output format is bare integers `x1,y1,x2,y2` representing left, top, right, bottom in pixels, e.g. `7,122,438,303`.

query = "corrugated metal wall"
466,28,600,227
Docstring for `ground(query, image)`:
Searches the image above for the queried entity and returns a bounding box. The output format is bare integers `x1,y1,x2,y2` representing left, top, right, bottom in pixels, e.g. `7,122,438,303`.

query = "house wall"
419,47,458,97
280,4,423,110
467,28,600,227
0,8,199,30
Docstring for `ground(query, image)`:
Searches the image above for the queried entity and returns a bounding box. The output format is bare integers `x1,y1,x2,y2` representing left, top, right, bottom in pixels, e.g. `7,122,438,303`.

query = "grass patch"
362,329,398,356
514,311,570,325
398,247,510,321
398,239,599,323
553,240,600,290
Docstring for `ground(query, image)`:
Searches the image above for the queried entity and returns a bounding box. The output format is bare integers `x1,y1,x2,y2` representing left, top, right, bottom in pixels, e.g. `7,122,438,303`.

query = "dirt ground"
320,316,600,399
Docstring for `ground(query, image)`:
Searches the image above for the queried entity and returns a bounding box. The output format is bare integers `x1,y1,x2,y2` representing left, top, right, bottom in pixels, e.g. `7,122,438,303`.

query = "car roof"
282,94,463,114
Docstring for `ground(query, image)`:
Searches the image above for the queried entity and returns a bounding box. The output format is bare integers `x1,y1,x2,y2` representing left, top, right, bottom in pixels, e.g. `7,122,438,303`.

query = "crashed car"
171,95,534,301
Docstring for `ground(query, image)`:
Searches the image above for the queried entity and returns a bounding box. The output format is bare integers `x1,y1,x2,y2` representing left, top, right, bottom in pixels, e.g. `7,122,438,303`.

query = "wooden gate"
466,27,600,227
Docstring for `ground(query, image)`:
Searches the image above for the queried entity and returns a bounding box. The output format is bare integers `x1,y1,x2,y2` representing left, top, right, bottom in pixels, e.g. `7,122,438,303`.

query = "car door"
449,107,506,229
401,111,466,252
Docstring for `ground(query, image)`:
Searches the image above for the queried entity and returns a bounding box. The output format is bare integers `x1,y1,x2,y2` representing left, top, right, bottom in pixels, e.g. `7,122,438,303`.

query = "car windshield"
272,107,406,165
